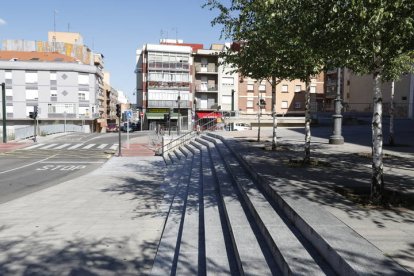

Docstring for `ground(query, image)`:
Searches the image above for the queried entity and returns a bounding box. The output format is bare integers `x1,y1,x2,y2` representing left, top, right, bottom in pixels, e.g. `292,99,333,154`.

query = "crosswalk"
23,143,119,151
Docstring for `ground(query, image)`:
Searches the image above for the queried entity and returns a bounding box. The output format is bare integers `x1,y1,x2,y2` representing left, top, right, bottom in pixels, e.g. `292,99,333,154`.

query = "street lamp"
329,67,345,144
176,92,181,135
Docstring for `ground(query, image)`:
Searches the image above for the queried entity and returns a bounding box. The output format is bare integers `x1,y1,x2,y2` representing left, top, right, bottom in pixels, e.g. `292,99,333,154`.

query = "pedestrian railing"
158,111,223,156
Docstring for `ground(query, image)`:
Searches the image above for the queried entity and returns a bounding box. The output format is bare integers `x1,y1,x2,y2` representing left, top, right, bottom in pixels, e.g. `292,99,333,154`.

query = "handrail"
157,111,223,156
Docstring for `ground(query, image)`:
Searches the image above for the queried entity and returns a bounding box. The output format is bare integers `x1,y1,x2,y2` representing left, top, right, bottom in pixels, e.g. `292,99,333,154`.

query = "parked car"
107,123,118,132
233,123,251,131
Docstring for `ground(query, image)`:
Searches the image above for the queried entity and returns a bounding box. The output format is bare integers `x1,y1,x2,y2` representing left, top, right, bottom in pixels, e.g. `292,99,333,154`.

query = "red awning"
196,112,222,119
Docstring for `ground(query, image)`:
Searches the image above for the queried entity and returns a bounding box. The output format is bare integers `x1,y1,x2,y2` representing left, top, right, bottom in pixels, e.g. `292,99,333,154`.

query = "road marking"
0,154,57,174
109,144,118,150
97,144,108,149
23,143,45,150
67,143,84,150
82,144,96,149
36,165,87,171
40,161,105,164
38,143,58,149
54,143,71,149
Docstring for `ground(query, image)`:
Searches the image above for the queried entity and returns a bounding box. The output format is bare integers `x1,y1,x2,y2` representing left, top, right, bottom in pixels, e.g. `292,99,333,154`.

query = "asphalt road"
0,131,149,204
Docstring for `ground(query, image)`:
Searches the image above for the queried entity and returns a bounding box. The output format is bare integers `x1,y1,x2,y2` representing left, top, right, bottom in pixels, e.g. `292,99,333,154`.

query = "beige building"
326,69,414,119
48,31,84,45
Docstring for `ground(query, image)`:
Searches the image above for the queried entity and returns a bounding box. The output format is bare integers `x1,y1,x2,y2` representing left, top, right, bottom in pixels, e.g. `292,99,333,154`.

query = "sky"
0,0,226,103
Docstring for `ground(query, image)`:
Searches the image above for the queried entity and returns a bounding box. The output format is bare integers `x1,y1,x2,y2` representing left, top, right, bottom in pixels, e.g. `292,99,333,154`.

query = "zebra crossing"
23,143,119,151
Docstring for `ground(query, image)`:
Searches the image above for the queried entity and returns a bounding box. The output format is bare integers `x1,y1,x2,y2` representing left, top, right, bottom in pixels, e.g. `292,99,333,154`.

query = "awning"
196,112,222,119
145,112,179,120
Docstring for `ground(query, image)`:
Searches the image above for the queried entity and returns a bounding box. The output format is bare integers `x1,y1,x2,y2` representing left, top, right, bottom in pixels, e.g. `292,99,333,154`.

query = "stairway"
152,134,336,276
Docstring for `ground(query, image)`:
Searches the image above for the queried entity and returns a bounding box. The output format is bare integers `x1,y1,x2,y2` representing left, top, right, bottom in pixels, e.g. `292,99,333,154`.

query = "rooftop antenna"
67,23,70,32
172,27,178,42
160,29,164,42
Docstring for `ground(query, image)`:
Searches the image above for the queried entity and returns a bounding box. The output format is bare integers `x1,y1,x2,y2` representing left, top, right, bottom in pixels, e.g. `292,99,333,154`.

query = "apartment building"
193,44,238,123
136,40,194,130
0,51,100,131
325,69,414,119
237,75,324,121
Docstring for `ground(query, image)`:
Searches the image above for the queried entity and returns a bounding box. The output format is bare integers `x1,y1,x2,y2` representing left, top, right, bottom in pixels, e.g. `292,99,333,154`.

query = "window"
281,101,288,109
222,77,234,85
6,106,13,114
310,85,316,93
78,91,89,101
25,71,38,83
50,72,57,81
6,89,13,97
78,73,89,85
247,100,254,108
259,84,266,91
51,89,57,97
281,85,288,93
294,102,301,109
247,84,254,91
5,71,12,80
26,89,38,100
295,85,302,92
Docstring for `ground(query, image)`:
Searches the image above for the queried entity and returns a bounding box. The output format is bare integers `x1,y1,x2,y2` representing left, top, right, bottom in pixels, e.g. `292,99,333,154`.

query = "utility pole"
176,92,181,135
329,68,345,144
1,83,7,143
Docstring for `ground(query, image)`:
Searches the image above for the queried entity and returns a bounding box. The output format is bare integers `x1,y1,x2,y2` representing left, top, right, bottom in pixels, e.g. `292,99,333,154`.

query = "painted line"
54,143,71,149
109,144,119,150
0,154,58,174
97,144,108,149
67,143,84,150
23,143,45,150
82,144,96,149
39,144,58,149
40,161,105,164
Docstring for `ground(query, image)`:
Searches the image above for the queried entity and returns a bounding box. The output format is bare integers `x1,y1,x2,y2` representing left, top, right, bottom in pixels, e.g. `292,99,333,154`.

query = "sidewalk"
219,124,414,273
0,156,167,275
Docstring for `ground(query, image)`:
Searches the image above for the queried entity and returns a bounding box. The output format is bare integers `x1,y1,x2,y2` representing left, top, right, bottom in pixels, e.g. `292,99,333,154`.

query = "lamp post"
329,67,345,144
176,92,181,135
2,83,7,143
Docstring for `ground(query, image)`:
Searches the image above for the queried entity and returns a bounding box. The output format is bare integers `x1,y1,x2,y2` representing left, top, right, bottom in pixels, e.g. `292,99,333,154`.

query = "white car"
233,123,251,131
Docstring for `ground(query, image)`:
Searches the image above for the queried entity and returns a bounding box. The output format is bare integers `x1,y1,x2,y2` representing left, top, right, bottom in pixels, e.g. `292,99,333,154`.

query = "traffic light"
116,104,121,117
29,106,38,119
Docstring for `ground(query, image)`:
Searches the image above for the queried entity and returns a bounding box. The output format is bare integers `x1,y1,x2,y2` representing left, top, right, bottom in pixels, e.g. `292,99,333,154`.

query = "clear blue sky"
0,0,225,103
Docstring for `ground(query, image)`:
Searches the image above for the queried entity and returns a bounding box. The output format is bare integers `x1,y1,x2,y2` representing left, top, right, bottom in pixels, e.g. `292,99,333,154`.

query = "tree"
323,0,414,203
205,0,325,158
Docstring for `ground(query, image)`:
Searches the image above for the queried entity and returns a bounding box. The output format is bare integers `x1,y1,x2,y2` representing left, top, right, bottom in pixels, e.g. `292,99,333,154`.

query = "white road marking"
109,144,118,150
54,143,71,149
23,143,45,150
67,143,83,150
39,144,58,149
82,144,96,149
0,155,57,174
36,165,87,171
97,144,108,149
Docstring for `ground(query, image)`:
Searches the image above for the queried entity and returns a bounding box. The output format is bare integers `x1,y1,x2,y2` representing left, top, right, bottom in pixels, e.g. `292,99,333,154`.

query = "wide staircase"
152,133,336,275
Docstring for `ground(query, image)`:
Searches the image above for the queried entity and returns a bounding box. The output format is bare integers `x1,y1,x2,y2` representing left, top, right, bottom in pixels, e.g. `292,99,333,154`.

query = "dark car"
107,123,118,132
121,122,135,132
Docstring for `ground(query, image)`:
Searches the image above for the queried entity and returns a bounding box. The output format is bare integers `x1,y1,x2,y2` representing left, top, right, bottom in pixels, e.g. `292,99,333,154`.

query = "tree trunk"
304,76,311,164
371,73,384,203
271,75,277,150
388,81,395,146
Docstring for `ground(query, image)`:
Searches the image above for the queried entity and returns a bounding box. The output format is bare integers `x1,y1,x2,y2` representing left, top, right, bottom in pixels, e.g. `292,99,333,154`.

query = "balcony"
195,64,218,74
147,100,190,109
148,81,190,91
195,84,218,93
195,102,220,111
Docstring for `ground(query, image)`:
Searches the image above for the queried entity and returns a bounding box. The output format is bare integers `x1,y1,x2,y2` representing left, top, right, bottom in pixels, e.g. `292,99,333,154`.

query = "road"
0,131,149,204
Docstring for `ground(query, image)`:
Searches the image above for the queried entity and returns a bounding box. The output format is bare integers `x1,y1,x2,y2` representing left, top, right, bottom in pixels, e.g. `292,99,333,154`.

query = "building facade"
0,51,100,131
136,40,194,130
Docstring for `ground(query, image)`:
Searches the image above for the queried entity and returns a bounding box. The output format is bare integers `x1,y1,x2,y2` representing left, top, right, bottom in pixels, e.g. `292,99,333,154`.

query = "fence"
0,123,86,141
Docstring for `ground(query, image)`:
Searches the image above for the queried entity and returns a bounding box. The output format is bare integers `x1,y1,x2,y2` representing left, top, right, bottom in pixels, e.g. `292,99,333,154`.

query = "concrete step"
190,141,233,275
200,135,332,275
206,132,411,276
195,137,278,275
151,155,194,275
